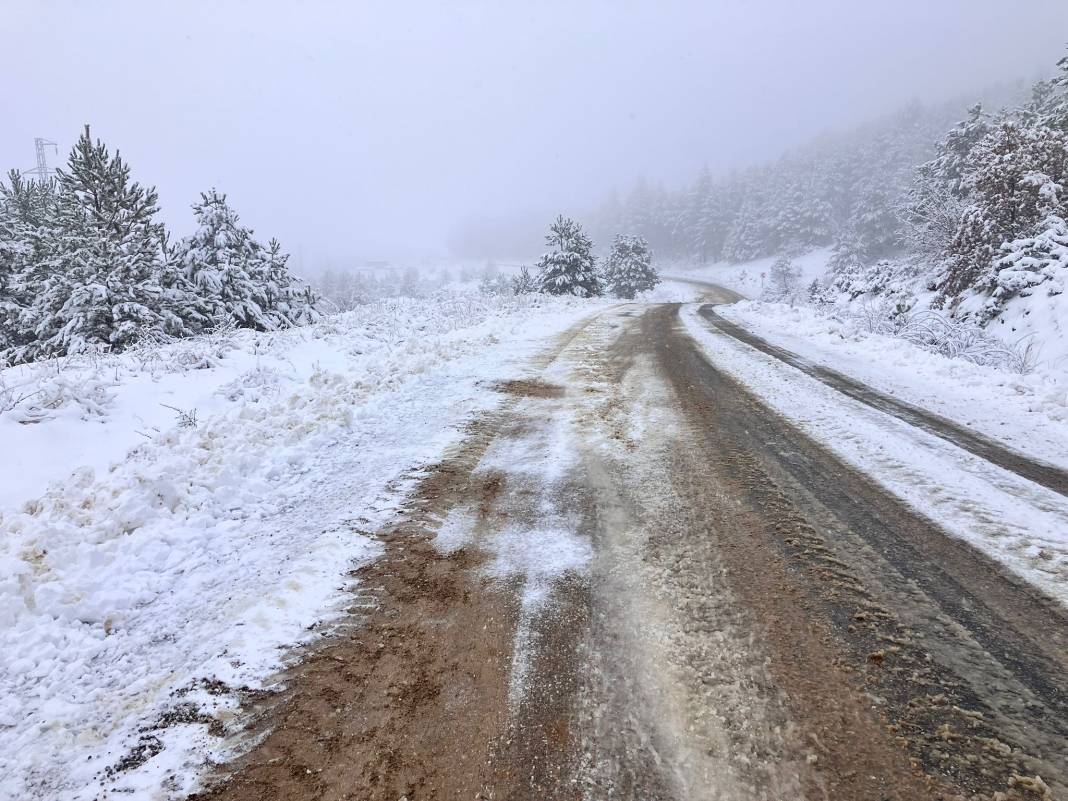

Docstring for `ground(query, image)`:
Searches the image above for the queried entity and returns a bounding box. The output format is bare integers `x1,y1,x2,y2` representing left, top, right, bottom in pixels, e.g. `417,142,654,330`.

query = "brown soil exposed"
190,417,519,801
493,378,566,398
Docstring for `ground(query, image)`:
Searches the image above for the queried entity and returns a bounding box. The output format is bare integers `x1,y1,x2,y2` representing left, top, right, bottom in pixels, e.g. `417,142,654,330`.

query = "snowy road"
190,293,1068,801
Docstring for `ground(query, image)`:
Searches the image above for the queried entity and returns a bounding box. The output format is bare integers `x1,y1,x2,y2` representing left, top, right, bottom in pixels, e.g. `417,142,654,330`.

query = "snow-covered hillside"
0,290,611,800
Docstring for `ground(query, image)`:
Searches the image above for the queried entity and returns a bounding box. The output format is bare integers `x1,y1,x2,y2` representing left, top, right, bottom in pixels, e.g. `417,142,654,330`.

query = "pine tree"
0,172,57,356
602,235,659,299
986,214,1068,319
827,230,869,296
942,119,1067,297
763,254,801,302
512,264,537,295
3,129,216,363
179,190,274,330
535,216,602,297
179,192,321,330
260,238,322,325
55,127,185,351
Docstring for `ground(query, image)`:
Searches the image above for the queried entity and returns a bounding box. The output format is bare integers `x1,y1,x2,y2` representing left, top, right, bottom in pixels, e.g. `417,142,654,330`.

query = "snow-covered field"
0,290,613,800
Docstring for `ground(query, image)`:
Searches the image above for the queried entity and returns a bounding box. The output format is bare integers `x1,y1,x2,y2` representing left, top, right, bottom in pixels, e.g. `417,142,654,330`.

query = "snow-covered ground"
718,300,1068,471
0,290,617,800
680,304,1068,607
667,248,834,300
674,252,1068,471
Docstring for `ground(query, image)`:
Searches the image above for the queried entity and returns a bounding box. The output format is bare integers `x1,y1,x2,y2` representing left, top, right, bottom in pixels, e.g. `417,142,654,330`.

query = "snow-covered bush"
846,304,1039,374
511,265,538,295
478,273,513,296
0,362,117,424
983,214,1068,319
126,321,239,375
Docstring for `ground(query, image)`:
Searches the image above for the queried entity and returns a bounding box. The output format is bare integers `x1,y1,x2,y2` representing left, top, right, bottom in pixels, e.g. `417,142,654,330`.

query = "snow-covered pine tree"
0,171,57,357
260,238,322,326
4,129,216,363
535,216,602,297
179,190,275,330
511,264,538,295
50,126,191,353
763,254,801,303
942,118,1067,298
827,230,869,297
722,195,769,262
179,194,321,330
602,235,659,299
984,214,1068,320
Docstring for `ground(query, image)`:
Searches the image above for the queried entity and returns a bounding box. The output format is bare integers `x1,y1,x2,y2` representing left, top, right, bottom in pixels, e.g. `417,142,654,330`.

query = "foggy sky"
3,1,1067,267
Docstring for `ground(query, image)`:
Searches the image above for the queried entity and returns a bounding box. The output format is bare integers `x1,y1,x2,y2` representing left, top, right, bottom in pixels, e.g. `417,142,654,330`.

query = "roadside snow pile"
956,224,1068,367
717,300,1068,471
0,289,603,800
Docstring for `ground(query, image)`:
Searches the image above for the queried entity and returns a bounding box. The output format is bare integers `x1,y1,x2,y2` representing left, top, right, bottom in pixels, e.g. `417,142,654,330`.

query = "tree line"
589,54,1068,322
0,127,321,365
896,55,1068,315
587,101,969,267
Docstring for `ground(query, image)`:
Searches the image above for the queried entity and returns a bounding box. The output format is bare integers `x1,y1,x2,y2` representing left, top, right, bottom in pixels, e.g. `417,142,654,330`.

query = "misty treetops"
532,215,659,299
0,126,320,365
587,50,1068,322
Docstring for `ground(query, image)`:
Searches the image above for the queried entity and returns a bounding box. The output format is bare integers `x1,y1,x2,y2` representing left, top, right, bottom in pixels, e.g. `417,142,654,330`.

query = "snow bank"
0,290,604,800
716,300,1068,472
667,249,1068,470
681,304,1068,608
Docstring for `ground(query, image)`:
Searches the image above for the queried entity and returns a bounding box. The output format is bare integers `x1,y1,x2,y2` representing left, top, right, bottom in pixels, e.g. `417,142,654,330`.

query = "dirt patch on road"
190,316,603,801
493,378,566,398
191,413,521,801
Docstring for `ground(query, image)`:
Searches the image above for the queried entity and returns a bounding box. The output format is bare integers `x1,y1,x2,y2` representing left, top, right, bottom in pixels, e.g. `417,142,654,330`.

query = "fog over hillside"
3,1,1066,265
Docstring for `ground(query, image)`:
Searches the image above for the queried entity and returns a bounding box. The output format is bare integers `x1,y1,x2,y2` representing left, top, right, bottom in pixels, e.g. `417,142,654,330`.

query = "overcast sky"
3,1,1067,266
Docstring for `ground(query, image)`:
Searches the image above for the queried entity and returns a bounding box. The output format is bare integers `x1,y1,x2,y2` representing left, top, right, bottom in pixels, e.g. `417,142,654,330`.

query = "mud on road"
192,301,1068,801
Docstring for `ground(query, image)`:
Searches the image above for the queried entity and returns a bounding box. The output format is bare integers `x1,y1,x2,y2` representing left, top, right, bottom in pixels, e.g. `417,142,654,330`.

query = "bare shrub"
847,304,1040,375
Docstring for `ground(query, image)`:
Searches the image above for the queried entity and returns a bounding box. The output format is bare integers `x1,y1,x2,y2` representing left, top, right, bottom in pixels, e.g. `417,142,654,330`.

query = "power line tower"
26,138,58,185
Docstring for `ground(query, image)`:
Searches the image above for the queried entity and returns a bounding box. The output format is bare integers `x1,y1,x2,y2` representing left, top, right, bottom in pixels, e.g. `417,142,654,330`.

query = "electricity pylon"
26,138,58,185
